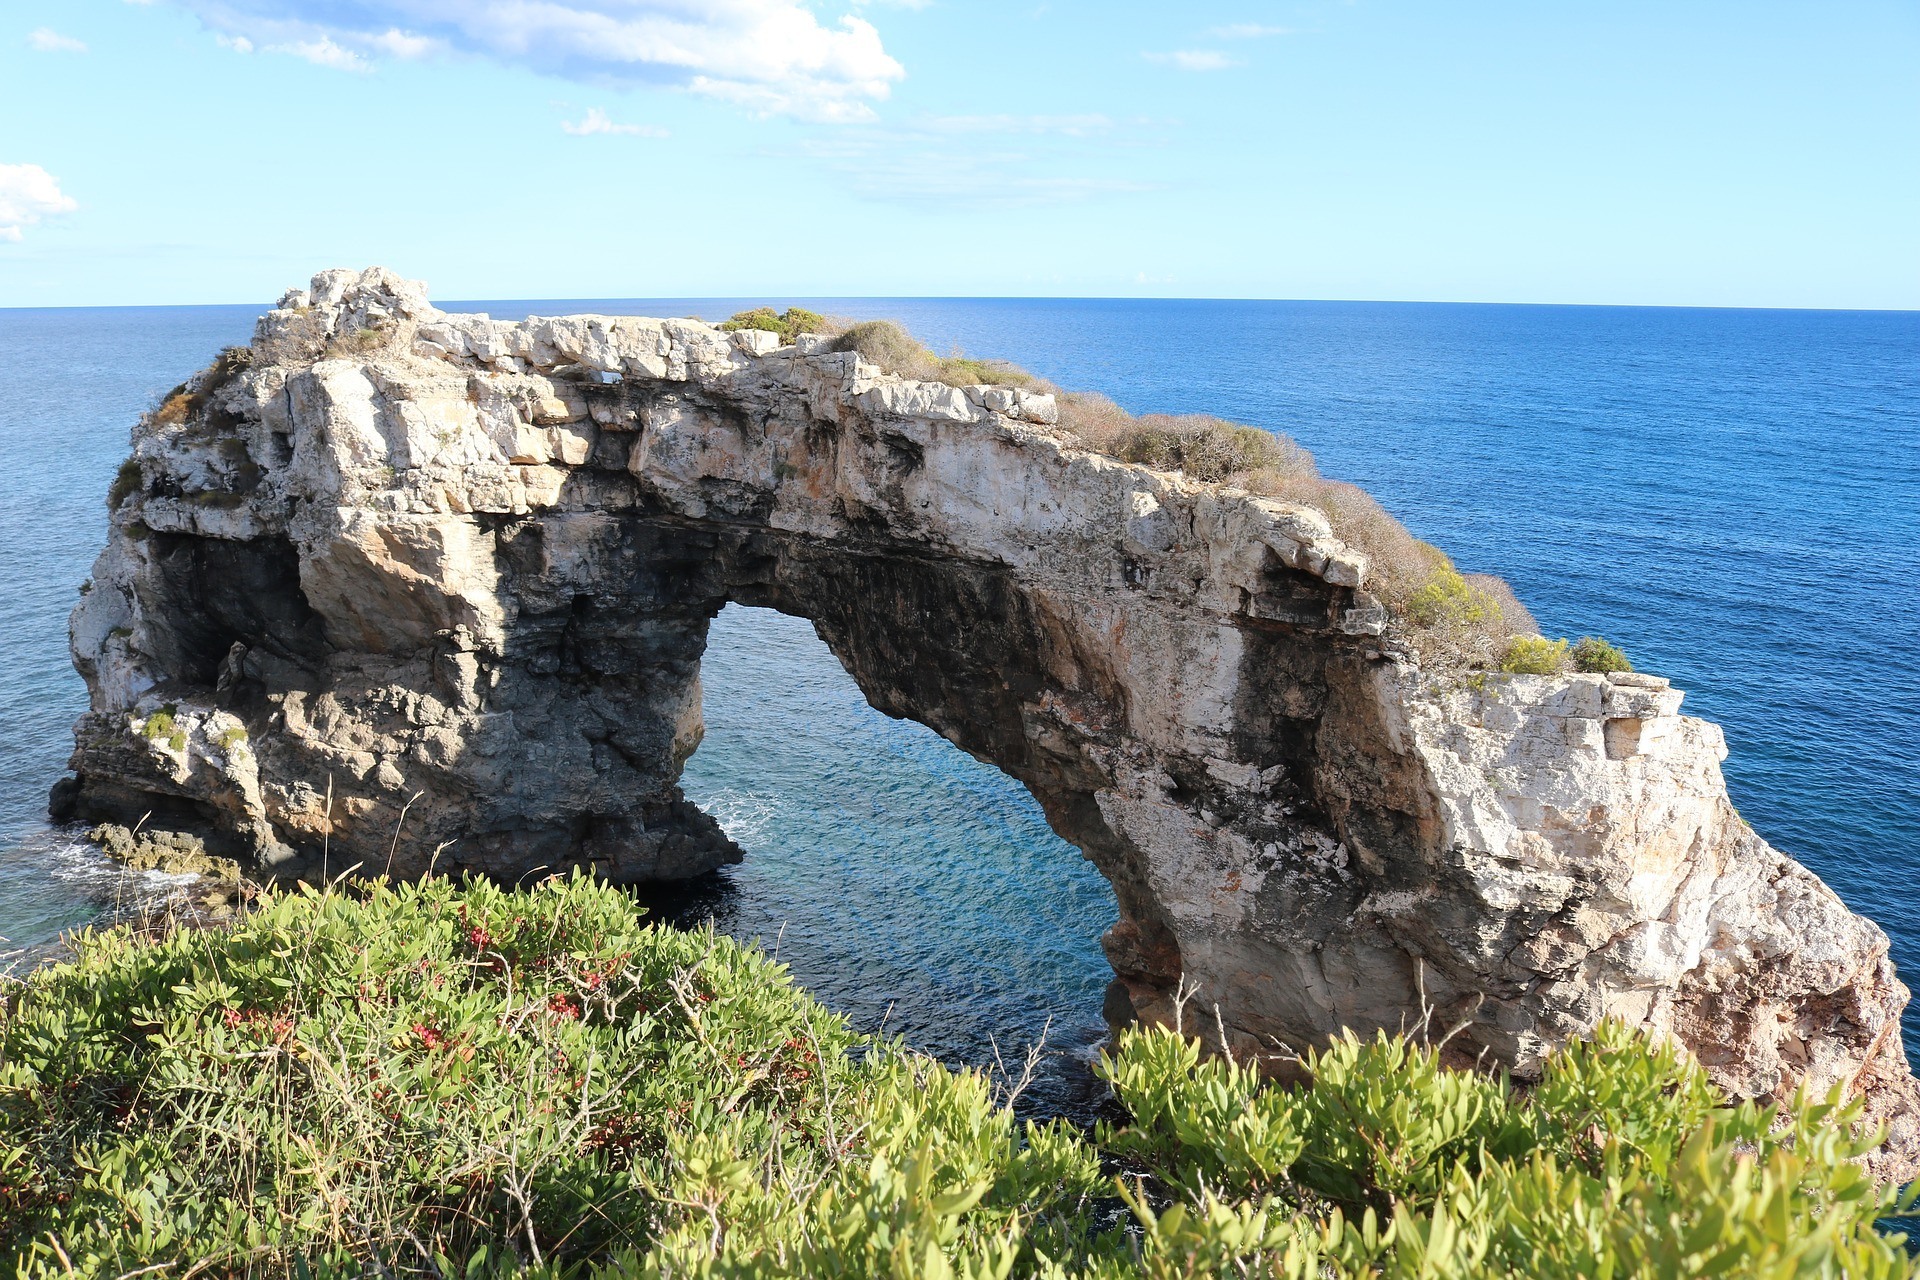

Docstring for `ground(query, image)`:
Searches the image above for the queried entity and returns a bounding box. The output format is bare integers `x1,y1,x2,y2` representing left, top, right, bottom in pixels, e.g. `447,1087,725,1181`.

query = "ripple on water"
0,826,204,969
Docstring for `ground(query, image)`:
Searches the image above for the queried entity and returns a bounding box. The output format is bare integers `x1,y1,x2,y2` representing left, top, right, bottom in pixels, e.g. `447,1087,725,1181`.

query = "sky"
0,0,1916,309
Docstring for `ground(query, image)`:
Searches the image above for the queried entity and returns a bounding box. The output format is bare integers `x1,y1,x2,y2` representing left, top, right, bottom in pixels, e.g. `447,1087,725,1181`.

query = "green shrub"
215,723,249,751
1571,635,1632,674
0,876,1099,1279
138,709,175,741
1093,1023,1915,1280
3,875,1912,1279
106,459,143,509
1407,564,1495,630
1385,561,1537,670
717,307,828,345
826,319,1047,391
1501,635,1571,675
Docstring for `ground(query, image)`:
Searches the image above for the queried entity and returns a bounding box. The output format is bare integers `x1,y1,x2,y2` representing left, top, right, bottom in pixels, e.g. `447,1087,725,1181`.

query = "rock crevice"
64,268,1920,1175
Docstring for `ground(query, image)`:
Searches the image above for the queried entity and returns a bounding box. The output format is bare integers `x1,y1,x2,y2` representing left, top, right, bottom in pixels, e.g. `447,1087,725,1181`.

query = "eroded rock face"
64,268,1920,1175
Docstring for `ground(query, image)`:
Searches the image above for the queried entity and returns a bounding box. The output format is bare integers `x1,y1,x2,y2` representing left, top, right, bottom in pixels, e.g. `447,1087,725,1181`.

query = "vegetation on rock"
716,308,828,346
820,316,1544,668
1572,635,1633,674
105,460,142,510
826,319,1047,392
3,875,1911,1278
1501,635,1573,675
84,824,240,881
1491,633,1635,677
150,346,251,428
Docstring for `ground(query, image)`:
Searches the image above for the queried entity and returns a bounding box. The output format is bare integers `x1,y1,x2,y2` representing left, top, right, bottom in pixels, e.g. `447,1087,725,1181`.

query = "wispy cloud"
151,0,905,122
799,143,1157,207
925,114,1114,137
27,28,88,53
0,164,78,243
1143,50,1238,72
1208,23,1294,39
561,108,669,138
789,115,1168,208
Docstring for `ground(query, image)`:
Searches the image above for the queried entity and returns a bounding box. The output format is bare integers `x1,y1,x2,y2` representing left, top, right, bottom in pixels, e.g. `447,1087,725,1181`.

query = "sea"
0,297,1914,1122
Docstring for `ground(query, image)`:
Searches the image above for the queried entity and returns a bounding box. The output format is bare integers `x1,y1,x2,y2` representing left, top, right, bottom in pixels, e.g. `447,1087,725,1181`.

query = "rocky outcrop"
63,268,1920,1175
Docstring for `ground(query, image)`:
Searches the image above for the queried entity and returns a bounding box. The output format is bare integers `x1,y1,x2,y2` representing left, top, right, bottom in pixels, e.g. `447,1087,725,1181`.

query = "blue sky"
1,0,1915,308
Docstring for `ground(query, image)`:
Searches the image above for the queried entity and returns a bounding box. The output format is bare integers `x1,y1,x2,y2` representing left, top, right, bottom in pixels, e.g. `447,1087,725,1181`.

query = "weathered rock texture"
64,268,1920,1175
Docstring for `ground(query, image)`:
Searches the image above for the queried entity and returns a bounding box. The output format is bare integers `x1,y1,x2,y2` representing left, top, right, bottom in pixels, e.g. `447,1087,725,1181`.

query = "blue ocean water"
0,298,1913,1114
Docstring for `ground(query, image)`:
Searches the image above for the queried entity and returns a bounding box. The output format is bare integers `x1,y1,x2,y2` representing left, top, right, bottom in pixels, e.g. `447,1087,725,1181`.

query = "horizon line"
3,294,1917,316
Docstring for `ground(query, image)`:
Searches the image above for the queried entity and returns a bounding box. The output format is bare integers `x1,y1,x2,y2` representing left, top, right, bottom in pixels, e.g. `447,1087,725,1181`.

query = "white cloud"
0,164,78,242
215,32,253,52
28,27,88,52
1143,49,1239,72
367,27,439,59
155,1,904,121
266,34,371,71
1208,23,1293,39
561,107,668,137
791,117,1166,208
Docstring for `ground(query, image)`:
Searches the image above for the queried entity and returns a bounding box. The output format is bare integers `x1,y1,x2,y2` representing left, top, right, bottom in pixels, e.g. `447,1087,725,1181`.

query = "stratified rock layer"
64,268,1920,1175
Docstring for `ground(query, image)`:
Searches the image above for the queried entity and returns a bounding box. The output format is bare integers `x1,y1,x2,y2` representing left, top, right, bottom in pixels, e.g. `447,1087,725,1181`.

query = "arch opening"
653,602,1117,1120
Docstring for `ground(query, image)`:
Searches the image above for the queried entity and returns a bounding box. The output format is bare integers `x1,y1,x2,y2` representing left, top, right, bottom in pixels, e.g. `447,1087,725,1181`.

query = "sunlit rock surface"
63,268,1920,1176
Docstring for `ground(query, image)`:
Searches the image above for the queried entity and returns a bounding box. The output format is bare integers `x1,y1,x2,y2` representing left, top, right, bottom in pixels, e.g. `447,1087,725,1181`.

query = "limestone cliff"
62,268,1920,1175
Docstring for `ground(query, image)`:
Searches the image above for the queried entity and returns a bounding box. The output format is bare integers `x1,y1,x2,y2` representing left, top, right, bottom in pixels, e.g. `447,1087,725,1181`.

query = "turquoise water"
1,299,1914,1115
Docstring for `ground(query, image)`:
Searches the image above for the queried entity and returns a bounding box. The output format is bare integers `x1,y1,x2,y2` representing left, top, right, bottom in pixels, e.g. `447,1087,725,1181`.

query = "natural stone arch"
64,269,1920,1177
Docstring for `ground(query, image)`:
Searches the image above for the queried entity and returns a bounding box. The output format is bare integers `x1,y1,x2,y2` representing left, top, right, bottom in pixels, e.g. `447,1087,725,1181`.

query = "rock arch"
64,269,1920,1176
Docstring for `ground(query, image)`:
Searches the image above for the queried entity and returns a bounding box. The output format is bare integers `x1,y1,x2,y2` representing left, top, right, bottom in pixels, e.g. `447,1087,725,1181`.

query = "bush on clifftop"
717,308,827,346
1492,634,1636,678
798,314,1542,668
1500,634,1573,675
827,319,1049,392
3,875,1913,1278
1572,634,1633,673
